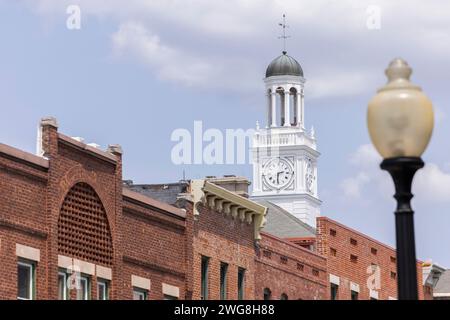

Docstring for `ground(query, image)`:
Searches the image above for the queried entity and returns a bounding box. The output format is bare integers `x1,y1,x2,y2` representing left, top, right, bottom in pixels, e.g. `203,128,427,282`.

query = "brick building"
0,118,428,300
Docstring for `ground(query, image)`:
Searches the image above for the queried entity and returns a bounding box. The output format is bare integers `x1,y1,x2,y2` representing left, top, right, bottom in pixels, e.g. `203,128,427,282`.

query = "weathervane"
278,14,290,54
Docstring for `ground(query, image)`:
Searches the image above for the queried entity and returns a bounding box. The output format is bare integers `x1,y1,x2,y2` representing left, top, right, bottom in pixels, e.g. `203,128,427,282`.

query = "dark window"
97,279,109,300
312,269,320,277
350,238,357,246
351,290,359,300
330,284,338,300
238,268,245,300
330,229,337,237
76,275,90,300
263,250,272,259
220,262,228,300
390,271,397,280
371,247,378,255
18,261,34,300
280,256,288,264
350,254,358,263
297,263,304,271
133,288,147,300
58,271,68,300
263,288,272,300
330,248,337,257
201,256,209,300
164,294,178,300
390,256,396,263
280,293,288,300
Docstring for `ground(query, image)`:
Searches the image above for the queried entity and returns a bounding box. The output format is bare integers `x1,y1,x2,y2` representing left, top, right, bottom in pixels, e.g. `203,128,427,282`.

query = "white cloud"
339,144,382,199
416,163,450,203
349,144,381,167
23,0,450,97
111,22,216,87
342,144,450,203
341,172,370,198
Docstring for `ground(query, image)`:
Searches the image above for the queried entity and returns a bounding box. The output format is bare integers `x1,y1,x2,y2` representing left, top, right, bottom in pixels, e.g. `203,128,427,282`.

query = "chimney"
38,116,58,158
206,175,251,198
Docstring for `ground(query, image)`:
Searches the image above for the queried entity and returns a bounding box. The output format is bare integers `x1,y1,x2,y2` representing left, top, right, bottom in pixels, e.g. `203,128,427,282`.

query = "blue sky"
1,0,450,267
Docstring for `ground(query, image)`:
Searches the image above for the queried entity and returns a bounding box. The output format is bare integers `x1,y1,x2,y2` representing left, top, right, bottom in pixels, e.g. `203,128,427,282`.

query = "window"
330,248,337,257
263,250,272,259
297,263,304,271
133,288,147,300
330,284,338,300
350,238,357,246
350,254,358,263
18,261,35,300
280,256,288,264
58,271,68,300
330,229,337,237
263,288,272,300
97,279,109,300
220,262,228,300
201,256,209,300
280,293,288,300
371,247,378,255
238,267,245,300
312,269,320,277
76,275,90,300
351,290,359,300
164,295,178,300
390,271,397,280
390,256,396,263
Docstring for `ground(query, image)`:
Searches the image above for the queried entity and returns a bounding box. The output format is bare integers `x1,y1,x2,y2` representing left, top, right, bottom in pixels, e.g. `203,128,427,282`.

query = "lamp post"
367,58,434,300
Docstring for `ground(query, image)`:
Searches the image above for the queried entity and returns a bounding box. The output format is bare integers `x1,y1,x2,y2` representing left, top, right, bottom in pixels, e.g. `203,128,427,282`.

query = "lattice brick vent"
58,182,113,266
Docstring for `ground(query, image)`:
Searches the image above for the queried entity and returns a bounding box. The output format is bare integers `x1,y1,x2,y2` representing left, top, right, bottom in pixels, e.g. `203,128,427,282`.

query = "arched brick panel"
58,182,113,266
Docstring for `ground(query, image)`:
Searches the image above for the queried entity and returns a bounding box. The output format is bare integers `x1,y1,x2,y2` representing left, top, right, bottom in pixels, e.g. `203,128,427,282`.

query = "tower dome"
265,51,303,78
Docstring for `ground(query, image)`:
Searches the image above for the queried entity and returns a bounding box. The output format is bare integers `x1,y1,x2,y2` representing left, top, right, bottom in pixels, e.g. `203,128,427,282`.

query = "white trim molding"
73,259,95,276
370,289,379,300
96,265,112,280
350,282,360,293
329,274,340,286
132,275,151,291
16,243,40,262
162,283,180,298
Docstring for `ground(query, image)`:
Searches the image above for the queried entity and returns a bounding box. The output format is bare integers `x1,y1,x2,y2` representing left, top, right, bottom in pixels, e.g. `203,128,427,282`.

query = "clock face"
262,158,294,189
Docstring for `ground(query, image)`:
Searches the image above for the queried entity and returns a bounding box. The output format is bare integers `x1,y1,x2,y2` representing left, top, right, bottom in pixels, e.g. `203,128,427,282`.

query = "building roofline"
261,231,326,261
318,216,399,254
58,134,118,164
0,143,49,169
122,187,186,219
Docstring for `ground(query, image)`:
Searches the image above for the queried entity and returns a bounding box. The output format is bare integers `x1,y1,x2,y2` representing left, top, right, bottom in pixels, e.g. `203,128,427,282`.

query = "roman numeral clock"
250,49,322,228
262,157,295,191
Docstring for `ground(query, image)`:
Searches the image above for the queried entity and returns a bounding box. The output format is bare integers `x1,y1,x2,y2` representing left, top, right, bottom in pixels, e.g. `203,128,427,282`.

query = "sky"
0,0,449,267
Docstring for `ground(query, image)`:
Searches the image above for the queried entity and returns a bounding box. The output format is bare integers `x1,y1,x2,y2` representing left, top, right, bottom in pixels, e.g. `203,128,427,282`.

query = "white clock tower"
251,50,321,228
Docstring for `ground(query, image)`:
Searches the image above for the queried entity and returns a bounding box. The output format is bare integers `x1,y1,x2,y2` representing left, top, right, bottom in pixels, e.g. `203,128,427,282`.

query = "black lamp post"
367,59,434,300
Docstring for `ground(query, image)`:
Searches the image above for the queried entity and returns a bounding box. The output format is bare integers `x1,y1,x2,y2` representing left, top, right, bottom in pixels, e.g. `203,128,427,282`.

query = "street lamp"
367,58,434,300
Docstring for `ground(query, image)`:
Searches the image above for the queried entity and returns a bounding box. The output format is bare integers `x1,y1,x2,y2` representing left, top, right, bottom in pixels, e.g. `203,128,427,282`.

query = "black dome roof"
265,51,303,78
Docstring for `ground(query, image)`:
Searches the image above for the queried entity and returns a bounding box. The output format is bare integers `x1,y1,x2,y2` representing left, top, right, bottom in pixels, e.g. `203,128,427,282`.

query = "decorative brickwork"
58,182,113,266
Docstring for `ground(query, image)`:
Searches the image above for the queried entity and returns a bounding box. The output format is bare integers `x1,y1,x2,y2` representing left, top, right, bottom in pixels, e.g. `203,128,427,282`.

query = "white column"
296,92,301,126
300,90,305,129
271,92,277,127
284,90,290,127
267,93,271,127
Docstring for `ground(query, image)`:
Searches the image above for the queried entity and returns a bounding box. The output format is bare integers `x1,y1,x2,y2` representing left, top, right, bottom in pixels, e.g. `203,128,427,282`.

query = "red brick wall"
0,141,49,299
185,201,257,300
316,217,424,300
255,232,327,300
121,199,187,299
0,121,188,300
